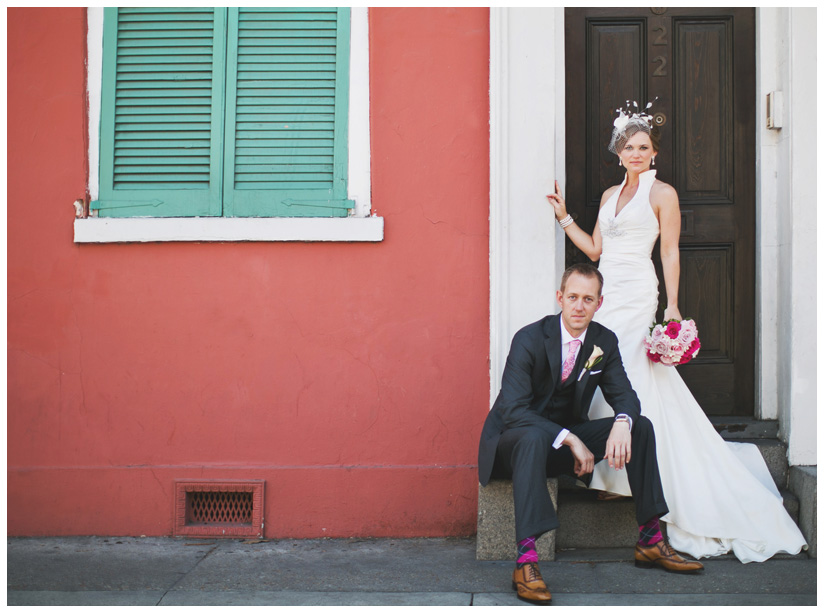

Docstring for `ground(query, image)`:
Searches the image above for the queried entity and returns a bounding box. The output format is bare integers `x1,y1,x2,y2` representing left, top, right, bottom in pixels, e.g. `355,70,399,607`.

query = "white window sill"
74,216,384,243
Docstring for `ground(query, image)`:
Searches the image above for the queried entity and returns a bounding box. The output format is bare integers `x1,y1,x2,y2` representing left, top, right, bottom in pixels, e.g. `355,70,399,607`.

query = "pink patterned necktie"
561,339,582,382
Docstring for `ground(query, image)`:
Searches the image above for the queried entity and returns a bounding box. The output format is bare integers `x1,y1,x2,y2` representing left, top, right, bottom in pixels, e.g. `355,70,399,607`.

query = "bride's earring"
619,159,623,167
651,157,656,167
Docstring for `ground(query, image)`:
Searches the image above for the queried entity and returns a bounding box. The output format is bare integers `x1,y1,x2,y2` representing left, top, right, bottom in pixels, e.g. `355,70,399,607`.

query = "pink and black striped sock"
638,516,663,546
517,536,538,565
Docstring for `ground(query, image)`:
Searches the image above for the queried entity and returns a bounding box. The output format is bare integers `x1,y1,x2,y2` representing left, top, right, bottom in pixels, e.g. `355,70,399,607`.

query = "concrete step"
475,418,807,559
555,420,795,550
708,417,788,486
476,480,558,561
743,438,789,490
709,416,778,439
554,546,809,563
789,466,817,558
555,486,801,549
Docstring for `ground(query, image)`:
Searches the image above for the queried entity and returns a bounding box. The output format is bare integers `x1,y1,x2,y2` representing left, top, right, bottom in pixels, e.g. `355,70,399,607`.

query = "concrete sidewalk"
6,537,817,606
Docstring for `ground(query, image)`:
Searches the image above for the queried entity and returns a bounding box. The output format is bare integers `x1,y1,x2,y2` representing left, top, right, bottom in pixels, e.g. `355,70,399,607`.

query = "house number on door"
652,22,668,76
653,26,668,45
653,56,667,76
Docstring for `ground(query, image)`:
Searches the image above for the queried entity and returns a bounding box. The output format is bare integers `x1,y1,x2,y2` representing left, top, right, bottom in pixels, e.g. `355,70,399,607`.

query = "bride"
546,103,806,563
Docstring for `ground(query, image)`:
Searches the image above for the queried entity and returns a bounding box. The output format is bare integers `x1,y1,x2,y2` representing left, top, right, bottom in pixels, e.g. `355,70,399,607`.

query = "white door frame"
489,8,566,406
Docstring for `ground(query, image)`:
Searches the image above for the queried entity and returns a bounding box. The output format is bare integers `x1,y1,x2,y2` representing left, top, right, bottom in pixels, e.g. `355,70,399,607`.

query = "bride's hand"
546,180,568,220
664,305,682,322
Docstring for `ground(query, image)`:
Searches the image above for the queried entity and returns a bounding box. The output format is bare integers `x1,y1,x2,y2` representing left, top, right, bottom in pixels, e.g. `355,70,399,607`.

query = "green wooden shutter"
222,7,352,217
95,7,226,217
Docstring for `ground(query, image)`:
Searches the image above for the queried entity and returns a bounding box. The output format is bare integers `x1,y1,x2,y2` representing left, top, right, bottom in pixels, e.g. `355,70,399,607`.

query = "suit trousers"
492,416,669,542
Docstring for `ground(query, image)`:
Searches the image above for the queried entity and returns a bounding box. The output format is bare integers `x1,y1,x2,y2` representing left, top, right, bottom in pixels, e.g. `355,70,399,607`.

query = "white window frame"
76,7,382,243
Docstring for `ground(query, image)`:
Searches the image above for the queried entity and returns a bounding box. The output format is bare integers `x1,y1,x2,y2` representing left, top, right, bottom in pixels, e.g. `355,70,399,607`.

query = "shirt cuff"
553,428,570,449
615,414,633,431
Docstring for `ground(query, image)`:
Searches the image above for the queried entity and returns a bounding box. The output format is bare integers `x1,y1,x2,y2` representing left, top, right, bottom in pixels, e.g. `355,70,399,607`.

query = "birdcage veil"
608,99,657,155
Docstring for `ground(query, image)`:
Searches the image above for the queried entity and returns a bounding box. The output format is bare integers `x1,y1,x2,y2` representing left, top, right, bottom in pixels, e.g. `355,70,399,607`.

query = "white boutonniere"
578,346,604,381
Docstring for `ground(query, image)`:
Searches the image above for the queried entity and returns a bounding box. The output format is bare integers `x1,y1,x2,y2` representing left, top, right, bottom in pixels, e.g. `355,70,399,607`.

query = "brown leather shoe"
512,562,552,605
635,540,704,574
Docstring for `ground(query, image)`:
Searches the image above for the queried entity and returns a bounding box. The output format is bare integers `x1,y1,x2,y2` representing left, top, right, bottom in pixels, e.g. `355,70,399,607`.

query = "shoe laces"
525,563,542,582
658,540,684,560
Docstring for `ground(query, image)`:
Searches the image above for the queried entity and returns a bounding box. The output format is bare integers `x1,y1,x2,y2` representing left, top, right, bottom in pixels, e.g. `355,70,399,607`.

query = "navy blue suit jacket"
477,314,641,486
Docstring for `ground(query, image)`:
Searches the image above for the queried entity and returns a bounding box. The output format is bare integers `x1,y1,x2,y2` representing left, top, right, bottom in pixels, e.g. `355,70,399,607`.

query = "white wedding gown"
587,169,806,563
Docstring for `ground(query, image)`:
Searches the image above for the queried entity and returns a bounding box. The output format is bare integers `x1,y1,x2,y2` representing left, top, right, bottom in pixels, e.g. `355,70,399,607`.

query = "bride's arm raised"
653,182,682,321
546,180,609,262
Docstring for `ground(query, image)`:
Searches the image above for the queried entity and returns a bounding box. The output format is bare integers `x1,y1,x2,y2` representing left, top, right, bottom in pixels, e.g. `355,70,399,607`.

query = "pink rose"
651,325,665,341
647,350,661,363
678,328,695,345
665,321,681,339
652,339,670,356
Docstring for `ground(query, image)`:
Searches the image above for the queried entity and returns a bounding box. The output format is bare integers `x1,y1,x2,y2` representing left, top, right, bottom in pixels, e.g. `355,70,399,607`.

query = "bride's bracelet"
557,214,574,229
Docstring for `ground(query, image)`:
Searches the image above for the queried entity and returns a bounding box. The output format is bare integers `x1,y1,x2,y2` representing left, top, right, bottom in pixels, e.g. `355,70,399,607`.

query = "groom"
478,263,703,605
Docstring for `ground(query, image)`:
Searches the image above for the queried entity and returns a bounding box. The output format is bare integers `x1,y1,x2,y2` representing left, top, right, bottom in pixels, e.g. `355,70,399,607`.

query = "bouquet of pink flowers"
644,319,701,366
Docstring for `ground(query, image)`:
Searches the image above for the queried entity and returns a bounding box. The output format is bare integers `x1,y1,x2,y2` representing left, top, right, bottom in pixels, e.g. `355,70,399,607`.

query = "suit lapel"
574,325,598,410
544,315,563,391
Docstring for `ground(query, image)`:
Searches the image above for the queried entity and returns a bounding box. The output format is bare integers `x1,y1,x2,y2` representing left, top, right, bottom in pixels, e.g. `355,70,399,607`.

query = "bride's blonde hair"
611,122,661,155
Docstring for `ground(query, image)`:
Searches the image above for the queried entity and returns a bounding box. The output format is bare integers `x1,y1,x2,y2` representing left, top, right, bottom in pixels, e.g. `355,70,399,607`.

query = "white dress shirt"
552,321,585,449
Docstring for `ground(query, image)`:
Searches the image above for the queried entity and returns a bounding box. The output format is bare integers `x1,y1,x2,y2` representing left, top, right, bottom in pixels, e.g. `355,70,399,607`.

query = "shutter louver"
223,8,352,217
95,7,352,219
95,7,225,217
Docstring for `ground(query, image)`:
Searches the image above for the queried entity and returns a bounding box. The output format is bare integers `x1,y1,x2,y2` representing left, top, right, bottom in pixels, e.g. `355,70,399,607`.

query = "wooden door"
564,8,755,416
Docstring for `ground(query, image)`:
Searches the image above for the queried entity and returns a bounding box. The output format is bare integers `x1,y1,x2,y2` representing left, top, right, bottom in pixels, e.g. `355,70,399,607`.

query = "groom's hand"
605,421,632,470
562,433,595,477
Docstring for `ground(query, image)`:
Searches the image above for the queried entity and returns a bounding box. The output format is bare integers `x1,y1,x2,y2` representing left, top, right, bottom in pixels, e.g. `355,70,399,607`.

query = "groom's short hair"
560,263,604,296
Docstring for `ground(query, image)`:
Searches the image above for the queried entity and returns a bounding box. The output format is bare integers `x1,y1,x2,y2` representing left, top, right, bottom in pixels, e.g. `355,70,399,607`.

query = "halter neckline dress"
587,169,806,563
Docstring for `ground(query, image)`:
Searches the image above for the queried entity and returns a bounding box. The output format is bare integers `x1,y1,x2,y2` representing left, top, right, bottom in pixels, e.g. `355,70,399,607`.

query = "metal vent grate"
174,480,264,538
189,491,253,525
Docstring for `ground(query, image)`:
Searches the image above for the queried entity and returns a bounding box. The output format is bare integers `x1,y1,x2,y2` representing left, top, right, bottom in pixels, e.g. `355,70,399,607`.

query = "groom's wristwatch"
615,414,632,430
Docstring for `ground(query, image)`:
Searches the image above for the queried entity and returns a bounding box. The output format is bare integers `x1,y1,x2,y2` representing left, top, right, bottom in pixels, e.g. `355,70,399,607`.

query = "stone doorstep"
475,420,809,560
709,418,788,487
709,417,779,440
788,466,817,559
478,482,802,557
554,487,800,550
476,479,558,561
746,438,789,489
477,458,800,559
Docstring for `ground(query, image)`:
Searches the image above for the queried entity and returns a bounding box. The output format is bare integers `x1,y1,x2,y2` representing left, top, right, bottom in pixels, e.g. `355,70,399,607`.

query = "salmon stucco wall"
7,8,491,537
